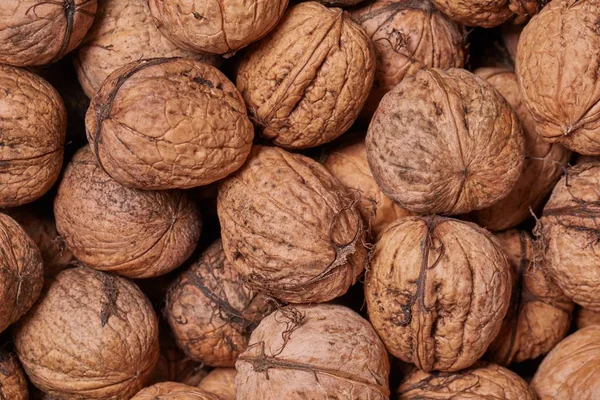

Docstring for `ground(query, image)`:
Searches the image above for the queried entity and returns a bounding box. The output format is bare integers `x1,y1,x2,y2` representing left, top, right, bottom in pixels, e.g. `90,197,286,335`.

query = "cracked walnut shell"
431,0,538,27
131,382,222,400
0,349,28,400
199,368,236,400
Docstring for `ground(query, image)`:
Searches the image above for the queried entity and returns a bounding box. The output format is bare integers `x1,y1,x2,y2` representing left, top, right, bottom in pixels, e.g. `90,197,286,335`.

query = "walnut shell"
0,0,97,66
577,307,600,330
431,0,538,27
198,369,236,400
397,362,536,399
468,68,570,231
132,382,222,400
517,0,600,155
54,147,201,278
85,57,254,190
365,216,511,372
0,350,28,400
532,326,600,399
0,65,66,208
366,68,524,215
352,0,466,117
501,22,522,62
235,304,390,399
13,267,160,399
487,230,573,365
236,2,375,149
166,240,274,367
218,146,367,304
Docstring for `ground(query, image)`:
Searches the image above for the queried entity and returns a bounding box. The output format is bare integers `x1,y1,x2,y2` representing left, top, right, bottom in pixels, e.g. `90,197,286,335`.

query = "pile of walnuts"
1,0,600,399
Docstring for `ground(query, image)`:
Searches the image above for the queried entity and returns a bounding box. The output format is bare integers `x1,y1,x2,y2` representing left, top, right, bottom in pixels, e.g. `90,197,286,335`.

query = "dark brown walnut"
13,267,160,399
532,326,600,399
487,230,573,365
132,382,222,400
218,146,367,304
236,304,390,399
86,58,254,190
0,213,44,335
54,147,201,278
0,349,28,400
0,65,66,208
199,369,236,400
365,216,511,372
577,307,600,330
352,0,466,117
517,0,600,155
236,2,375,149
468,68,570,231
397,362,536,399
431,0,538,27
366,68,524,215
166,240,274,366
0,0,97,66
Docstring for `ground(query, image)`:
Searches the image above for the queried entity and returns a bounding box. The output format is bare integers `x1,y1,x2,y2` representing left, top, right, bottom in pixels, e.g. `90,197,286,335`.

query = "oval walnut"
431,0,538,28
131,382,222,400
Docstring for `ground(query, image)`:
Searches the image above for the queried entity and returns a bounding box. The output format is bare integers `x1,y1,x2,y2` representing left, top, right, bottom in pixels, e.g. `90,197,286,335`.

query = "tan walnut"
199,368,236,400
431,0,538,28
131,382,222,400
0,349,28,400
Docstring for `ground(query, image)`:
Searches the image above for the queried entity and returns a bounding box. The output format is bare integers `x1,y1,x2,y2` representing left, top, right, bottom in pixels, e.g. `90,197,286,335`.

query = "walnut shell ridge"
431,0,538,27
0,349,28,400
198,368,236,400
131,382,222,400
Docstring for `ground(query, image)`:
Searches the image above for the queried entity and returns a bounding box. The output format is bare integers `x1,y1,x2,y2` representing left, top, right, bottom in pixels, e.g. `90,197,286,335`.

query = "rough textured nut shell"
577,307,600,330
131,382,222,400
218,146,367,304
366,68,524,215
13,267,160,399
235,304,390,400
0,350,28,400
468,68,570,231
365,216,511,372
198,368,236,400
54,147,201,278
431,0,538,27
166,240,273,367
236,2,375,149
517,0,600,155
0,65,66,208
85,57,254,190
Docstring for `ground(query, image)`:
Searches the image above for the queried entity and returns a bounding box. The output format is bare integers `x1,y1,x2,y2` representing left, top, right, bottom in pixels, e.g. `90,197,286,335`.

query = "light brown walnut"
431,0,538,27
131,382,222,400
198,368,236,400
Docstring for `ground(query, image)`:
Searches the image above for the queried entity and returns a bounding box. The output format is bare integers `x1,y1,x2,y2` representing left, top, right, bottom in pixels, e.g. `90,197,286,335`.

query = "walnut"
199,368,236,400
431,0,538,27
132,382,222,400
0,349,28,400
501,22,523,62
576,307,600,330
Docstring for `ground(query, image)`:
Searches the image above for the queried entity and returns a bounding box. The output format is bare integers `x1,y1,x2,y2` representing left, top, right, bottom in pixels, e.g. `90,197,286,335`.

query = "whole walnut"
199,369,236,400
487,230,573,365
540,163,600,310
85,57,254,190
397,362,536,399
0,65,66,208
0,349,28,400
577,307,600,330
468,68,570,231
517,0,600,155
365,216,511,372
366,68,524,215
218,146,367,304
75,0,219,98
13,267,160,399
131,382,221,400
0,213,44,335
236,2,375,149
236,304,390,399
149,0,288,55
0,0,97,66
54,147,201,278
352,0,466,117
431,0,538,27
166,240,274,367
532,326,600,399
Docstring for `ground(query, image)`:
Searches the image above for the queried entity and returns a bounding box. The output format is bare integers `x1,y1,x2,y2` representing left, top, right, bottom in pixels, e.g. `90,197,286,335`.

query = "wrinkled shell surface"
166,240,273,366
86,58,254,190
365,216,511,372
54,147,201,278
469,68,570,231
532,326,600,399
577,307,600,330
0,350,28,400
0,213,44,334
517,0,600,155
366,68,524,215
431,0,538,27
149,0,288,55
0,0,97,66
218,146,367,303
132,382,221,400
0,65,66,208
199,368,236,400
13,267,160,399
237,2,375,149
236,304,390,399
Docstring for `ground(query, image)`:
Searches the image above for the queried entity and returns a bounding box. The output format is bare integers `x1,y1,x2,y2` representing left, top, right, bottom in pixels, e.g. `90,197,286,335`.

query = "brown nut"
431,0,538,27
366,68,524,215
532,326,600,399
365,216,511,372
199,369,236,400
54,147,201,278
352,0,466,117
468,68,570,231
517,0,600,155
85,57,254,190
236,2,375,149
236,304,390,399
577,307,600,330
132,382,221,400
0,350,28,400
218,146,367,304
166,240,274,367
397,361,536,399
13,267,160,399
0,65,66,208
